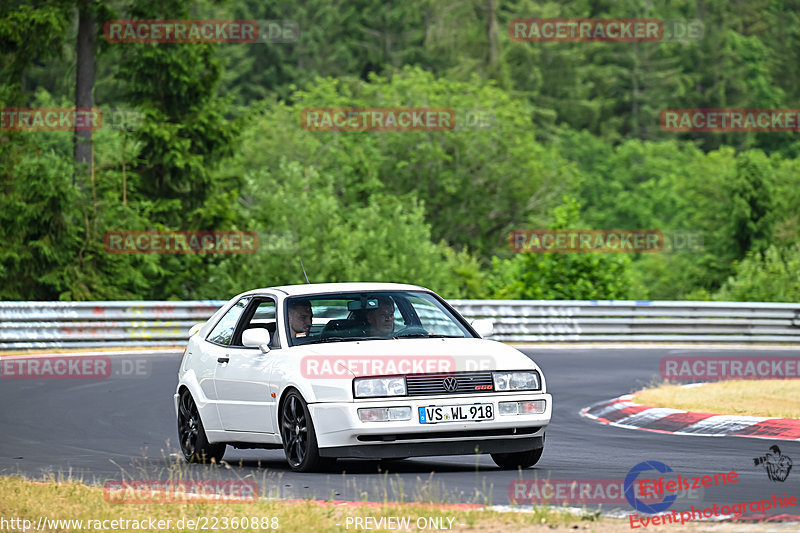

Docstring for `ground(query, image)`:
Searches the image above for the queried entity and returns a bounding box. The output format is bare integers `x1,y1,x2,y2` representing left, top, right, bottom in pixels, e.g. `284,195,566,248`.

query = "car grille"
406,371,494,396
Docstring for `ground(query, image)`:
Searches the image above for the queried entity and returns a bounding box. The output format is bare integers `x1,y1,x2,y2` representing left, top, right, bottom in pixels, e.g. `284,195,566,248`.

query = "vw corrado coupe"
176,283,551,471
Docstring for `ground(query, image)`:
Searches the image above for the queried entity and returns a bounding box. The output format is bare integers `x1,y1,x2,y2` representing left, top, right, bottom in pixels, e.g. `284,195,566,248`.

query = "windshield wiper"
392,334,463,339
307,336,387,344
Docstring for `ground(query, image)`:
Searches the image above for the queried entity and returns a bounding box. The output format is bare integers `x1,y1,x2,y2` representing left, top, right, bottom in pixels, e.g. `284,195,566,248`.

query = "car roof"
244,282,432,297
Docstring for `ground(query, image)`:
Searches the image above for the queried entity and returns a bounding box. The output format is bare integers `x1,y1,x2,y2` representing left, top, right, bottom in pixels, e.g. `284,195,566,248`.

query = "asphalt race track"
1,347,798,516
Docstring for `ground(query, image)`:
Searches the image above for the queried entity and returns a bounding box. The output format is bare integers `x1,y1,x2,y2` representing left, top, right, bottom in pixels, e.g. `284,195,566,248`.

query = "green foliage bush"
2,0,800,303
717,245,800,303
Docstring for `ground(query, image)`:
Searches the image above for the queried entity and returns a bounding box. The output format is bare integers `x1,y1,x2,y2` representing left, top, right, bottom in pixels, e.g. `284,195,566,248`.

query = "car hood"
291,337,541,375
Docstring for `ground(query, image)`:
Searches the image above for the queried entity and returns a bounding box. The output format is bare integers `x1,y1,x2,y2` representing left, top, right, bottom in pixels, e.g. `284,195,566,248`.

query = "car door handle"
217,357,230,364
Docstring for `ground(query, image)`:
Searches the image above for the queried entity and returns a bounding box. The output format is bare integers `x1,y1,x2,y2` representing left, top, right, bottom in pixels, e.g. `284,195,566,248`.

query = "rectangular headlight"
492,371,540,391
354,377,407,398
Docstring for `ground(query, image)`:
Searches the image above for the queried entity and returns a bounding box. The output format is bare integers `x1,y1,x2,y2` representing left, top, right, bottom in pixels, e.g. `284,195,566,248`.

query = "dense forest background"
2,0,800,302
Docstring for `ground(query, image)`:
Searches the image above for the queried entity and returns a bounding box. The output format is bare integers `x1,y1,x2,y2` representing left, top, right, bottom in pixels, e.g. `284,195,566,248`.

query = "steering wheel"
392,325,428,336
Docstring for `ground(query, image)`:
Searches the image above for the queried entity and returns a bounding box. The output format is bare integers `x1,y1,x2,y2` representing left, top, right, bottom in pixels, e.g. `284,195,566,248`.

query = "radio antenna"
299,258,310,284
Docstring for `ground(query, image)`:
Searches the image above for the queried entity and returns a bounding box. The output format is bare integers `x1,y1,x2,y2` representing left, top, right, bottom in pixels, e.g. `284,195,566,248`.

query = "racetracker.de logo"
453,108,496,130
301,108,456,132
510,18,663,42
104,19,299,44
661,108,800,132
510,229,664,253
104,231,257,254
104,20,258,43
301,356,463,379
1,355,111,379
1,108,101,131
101,107,144,131
103,480,258,504
508,478,701,504
661,356,800,381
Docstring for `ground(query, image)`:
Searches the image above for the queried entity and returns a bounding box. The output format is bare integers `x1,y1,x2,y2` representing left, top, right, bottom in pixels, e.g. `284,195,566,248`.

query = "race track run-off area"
1,346,798,521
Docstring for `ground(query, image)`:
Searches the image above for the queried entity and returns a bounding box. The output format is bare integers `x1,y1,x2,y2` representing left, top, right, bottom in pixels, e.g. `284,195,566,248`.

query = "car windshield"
285,291,473,346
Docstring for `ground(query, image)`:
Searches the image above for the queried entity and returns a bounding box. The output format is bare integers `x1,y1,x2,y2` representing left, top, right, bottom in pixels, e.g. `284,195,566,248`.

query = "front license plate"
418,404,493,424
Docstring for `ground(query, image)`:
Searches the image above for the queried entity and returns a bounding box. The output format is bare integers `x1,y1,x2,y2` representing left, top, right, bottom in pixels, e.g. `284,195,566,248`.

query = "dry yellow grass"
0,476,790,532
634,380,800,418
0,476,598,533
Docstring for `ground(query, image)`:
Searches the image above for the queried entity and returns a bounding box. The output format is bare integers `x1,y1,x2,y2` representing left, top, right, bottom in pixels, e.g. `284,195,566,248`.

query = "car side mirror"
471,318,494,338
188,323,204,337
242,328,271,354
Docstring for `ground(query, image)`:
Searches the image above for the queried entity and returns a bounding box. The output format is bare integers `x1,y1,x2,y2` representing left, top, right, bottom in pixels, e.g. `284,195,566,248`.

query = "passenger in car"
364,296,395,336
287,300,313,338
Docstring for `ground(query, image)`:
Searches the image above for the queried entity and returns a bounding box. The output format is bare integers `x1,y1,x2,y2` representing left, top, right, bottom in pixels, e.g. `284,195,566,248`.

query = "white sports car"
175,283,552,472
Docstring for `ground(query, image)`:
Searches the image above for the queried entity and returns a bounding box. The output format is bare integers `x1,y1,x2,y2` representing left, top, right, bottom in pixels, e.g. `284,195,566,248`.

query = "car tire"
280,391,327,472
491,447,544,470
177,389,226,463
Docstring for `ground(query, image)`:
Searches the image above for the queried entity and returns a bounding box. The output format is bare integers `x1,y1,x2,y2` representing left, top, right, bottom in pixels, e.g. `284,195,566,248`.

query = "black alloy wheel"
178,389,226,463
280,391,327,472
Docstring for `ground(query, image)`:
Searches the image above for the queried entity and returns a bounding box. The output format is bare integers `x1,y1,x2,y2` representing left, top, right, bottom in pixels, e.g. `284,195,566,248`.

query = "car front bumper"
309,392,551,459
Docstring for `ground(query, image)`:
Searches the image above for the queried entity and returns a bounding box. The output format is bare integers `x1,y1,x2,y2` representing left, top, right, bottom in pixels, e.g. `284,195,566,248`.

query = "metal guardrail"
1,300,799,349
0,301,222,349
450,300,800,343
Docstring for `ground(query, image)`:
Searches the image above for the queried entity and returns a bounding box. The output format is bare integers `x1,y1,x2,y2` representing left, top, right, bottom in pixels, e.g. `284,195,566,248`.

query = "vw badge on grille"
443,377,458,392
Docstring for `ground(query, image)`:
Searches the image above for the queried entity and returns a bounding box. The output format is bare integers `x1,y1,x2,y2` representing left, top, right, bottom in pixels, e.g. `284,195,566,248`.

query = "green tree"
0,2,70,105
487,197,636,299
194,160,487,299
727,150,776,258
717,244,800,302
225,69,576,260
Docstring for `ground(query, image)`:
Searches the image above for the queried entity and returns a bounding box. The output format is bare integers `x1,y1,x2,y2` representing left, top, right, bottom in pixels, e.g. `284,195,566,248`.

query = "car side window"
207,297,251,346
236,299,280,348
252,300,276,321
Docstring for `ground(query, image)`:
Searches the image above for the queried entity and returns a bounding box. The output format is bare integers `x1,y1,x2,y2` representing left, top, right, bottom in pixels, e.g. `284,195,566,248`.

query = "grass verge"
0,476,604,533
1,476,792,532
634,380,800,418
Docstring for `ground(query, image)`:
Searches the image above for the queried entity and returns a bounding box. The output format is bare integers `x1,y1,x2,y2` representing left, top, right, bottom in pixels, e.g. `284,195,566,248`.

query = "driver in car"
288,300,313,338
364,296,395,336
